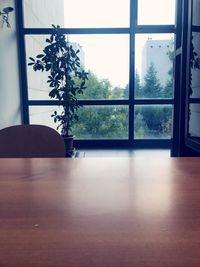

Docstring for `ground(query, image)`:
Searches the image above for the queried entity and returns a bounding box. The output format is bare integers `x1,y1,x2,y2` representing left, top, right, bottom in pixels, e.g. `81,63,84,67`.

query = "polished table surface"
0,157,200,267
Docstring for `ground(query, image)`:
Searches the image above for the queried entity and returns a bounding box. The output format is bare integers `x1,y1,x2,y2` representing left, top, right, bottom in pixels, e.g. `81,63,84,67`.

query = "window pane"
23,0,129,28
29,105,129,139
190,32,200,98
26,35,51,100
69,35,129,100
193,0,200,26
72,106,128,139
23,0,65,28
138,0,175,25
26,35,129,100
135,34,174,99
189,104,200,138
29,106,63,132
134,105,172,139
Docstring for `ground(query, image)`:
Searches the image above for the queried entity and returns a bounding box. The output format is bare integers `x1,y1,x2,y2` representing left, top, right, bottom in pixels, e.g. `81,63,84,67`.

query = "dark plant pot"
62,135,74,157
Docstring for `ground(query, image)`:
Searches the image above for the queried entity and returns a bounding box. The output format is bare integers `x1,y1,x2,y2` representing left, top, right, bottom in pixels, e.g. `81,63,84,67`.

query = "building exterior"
142,38,174,86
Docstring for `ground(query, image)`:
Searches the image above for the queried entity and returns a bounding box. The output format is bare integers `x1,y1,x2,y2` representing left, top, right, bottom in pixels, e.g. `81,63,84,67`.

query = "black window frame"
16,0,176,149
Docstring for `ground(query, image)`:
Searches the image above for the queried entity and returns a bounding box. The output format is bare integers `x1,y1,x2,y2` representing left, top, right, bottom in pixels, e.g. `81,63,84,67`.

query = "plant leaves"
29,57,35,62
36,54,44,58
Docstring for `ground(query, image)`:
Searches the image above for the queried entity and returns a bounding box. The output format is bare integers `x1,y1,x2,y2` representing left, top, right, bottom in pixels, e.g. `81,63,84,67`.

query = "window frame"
16,0,176,149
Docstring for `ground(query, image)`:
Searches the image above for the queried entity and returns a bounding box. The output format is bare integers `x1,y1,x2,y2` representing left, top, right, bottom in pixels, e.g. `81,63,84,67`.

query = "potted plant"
28,25,88,154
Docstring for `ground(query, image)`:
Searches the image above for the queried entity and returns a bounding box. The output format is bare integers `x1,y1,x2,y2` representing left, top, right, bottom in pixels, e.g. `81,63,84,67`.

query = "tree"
134,112,148,138
110,86,124,99
123,84,129,99
72,106,128,139
78,71,111,100
135,70,142,98
162,50,174,98
135,106,172,138
73,63,172,139
142,63,162,98
72,72,128,138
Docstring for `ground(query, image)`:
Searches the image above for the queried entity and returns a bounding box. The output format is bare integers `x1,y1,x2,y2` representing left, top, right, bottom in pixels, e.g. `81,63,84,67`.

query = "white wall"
0,0,22,129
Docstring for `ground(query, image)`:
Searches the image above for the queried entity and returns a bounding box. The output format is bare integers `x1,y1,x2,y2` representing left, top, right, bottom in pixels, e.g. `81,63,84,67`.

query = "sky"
62,0,176,88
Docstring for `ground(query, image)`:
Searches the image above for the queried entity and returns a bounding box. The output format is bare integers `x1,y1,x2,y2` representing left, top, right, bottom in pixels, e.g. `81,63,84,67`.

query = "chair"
0,124,65,158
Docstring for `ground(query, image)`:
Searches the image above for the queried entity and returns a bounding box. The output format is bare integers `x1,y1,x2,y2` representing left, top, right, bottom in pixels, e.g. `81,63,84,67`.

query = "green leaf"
49,89,57,98
36,54,44,58
29,57,35,62
45,64,52,71
28,62,34,66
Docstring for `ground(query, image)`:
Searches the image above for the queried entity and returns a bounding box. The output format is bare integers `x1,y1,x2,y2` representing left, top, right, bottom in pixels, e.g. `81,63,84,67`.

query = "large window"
18,0,176,148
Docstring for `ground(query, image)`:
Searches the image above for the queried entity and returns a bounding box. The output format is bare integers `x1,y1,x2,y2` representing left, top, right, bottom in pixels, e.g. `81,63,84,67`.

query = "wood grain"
0,158,200,267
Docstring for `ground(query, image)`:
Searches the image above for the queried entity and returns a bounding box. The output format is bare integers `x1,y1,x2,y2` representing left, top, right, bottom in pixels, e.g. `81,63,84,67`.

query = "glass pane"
23,0,129,28
135,34,174,99
190,32,200,98
29,106,63,133
138,0,175,25
189,104,200,138
134,105,172,139
26,35,51,100
23,0,65,28
70,35,129,100
192,0,200,26
29,105,129,139
72,106,128,139
26,35,129,100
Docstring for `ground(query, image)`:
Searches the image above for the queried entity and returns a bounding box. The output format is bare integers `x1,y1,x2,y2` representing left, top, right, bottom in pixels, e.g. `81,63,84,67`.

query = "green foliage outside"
78,71,126,100
72,106,128,139
72,51,173,139
39,41,173,140
133,50,174,138
136,63,162,98
134,105,172,139
72,71,128,138
135,55,174,99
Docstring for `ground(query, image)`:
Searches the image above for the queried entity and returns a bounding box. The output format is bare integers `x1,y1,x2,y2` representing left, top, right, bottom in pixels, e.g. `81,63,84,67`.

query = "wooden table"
0,157,200,267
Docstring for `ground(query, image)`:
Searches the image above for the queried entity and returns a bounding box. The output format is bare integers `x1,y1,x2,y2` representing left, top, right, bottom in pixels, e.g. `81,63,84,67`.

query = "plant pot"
62,135,75,157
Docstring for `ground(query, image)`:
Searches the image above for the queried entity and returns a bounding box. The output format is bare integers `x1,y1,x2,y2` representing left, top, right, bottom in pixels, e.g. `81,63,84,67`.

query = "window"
138,0,175,25
18,0,175,148
135,34,174,99
23,0,130,28
134,105,172,139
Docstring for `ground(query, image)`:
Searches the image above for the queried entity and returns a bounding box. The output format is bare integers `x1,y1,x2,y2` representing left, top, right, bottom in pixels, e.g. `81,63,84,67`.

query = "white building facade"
142,38,174,86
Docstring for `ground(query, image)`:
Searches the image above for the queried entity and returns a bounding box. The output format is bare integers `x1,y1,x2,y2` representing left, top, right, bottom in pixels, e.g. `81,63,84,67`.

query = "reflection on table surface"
0,157,200,267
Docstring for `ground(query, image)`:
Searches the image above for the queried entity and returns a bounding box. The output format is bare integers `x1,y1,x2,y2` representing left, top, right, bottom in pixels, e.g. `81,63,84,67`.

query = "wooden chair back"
0,124,65,158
